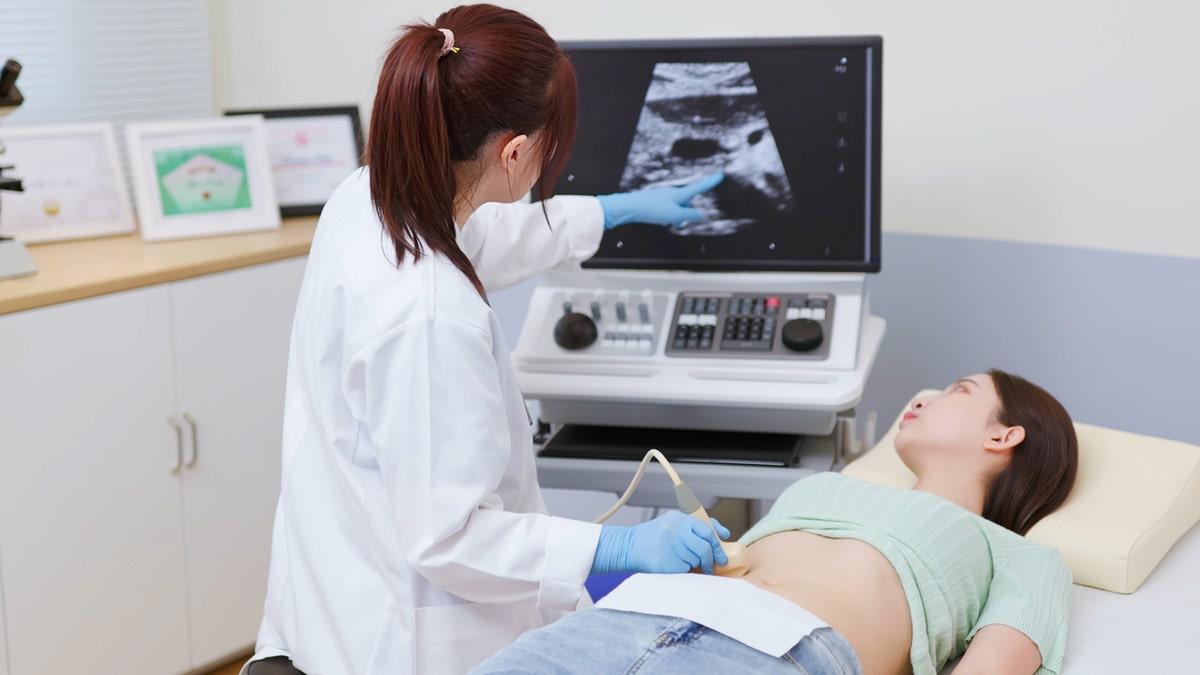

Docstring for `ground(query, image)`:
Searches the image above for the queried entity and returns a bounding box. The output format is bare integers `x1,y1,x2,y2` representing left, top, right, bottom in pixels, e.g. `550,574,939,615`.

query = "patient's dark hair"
983,369,1078,535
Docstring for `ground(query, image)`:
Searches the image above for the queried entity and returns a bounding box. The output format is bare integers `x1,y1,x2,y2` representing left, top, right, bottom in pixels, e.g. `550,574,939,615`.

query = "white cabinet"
0,285,190,675
0,542,9,675
0,257,305,675
169,260,302,664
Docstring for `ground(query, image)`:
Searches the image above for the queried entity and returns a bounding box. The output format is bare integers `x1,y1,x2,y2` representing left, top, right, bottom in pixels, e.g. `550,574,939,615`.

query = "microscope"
0,57,37,280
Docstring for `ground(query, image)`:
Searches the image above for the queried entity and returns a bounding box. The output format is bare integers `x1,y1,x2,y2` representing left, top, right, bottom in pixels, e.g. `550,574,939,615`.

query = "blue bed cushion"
585,572,634,602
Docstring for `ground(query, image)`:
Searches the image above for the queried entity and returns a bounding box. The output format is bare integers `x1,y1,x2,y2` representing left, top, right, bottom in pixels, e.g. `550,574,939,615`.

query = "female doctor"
246,5,729,675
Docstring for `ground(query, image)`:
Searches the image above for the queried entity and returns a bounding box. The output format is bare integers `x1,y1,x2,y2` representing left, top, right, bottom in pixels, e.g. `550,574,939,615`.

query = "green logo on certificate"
154,145,253,216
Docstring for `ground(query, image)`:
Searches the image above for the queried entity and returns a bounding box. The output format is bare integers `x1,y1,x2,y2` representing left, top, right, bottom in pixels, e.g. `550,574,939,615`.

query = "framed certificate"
125,116,280,241
224,105,365,217
0,122,136,243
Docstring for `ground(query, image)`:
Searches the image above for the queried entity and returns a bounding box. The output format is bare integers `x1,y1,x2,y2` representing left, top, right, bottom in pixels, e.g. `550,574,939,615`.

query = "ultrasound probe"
592,449,750,577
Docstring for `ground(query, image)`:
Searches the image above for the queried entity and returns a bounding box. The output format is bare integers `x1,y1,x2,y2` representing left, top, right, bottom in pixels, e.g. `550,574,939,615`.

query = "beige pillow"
842,390,1200,593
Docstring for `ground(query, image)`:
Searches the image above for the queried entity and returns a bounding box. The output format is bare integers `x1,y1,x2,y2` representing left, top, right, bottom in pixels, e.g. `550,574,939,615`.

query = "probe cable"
593,449,749,576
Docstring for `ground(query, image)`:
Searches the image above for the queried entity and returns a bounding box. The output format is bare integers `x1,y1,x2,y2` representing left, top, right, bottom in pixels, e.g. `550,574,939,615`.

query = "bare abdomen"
740,530,913,675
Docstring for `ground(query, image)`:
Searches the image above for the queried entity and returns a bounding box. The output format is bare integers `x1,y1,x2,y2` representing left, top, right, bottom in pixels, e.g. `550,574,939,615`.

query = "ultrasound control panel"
665,292,835,360
544,289,672,355
541,288,836,361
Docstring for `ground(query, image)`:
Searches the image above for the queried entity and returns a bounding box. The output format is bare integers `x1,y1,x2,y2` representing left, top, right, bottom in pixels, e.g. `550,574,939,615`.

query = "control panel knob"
781,318,824,352
554,312,598,350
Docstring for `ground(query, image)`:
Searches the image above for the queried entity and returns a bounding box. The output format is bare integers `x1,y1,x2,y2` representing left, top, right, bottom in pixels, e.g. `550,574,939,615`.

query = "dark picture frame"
224,105,365,217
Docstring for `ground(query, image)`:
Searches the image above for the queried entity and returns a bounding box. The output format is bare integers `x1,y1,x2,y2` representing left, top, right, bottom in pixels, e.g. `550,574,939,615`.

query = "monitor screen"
545,37,882,273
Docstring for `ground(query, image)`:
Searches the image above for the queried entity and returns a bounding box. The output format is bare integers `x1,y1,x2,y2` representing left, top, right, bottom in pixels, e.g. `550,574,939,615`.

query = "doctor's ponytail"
366,4,578,296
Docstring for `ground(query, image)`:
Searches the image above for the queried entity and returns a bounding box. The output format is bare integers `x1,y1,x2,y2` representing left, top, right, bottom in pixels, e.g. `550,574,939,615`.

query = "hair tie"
437,28,459,56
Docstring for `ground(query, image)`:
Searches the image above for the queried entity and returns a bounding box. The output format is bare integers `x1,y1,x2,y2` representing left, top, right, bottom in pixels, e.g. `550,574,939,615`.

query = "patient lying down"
472,369,1079,675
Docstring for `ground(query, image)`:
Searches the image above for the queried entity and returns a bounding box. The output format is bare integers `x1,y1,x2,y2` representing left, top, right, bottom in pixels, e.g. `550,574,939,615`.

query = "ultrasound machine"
514,36,885,509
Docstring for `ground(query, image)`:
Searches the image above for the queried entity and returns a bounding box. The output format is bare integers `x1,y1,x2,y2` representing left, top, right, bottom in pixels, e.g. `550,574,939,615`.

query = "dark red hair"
983,369,1079,535
366,4,578,295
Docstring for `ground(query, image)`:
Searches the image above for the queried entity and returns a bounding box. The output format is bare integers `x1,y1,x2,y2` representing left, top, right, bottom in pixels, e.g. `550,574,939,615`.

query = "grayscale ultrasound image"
619,61,797,236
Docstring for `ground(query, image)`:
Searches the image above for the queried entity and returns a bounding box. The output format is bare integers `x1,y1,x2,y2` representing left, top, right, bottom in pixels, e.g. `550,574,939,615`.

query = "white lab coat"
247,168,606,674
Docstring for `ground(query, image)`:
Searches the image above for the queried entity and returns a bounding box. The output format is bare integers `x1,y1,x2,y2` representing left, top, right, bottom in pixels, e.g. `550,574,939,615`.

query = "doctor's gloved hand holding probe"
244,6,730,675
593,449,750,577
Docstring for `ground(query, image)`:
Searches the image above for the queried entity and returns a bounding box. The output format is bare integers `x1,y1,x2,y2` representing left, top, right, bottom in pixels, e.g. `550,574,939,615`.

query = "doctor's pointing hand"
245,5,726,675
597,172,726,229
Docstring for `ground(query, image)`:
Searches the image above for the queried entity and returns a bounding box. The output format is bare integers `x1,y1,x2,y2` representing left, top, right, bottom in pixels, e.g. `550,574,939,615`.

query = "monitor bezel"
547,35,883,274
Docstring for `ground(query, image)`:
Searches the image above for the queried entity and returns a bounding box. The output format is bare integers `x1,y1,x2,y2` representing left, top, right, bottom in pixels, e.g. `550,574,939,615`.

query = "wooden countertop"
0,217,317,316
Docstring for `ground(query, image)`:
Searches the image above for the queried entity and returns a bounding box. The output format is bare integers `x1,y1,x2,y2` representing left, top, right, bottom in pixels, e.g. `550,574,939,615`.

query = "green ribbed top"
741,472,1071,675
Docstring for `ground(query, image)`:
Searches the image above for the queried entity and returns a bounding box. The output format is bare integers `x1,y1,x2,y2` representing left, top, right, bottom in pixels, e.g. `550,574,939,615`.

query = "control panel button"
781,318,824,352
554,312,598,350
721,340,772,351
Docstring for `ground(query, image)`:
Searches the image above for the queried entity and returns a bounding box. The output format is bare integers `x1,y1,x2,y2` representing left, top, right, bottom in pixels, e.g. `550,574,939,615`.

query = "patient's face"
895,374,1004,464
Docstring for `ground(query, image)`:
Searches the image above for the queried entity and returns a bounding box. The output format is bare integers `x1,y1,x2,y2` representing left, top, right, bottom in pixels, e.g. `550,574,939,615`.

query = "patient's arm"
952,624,1042,675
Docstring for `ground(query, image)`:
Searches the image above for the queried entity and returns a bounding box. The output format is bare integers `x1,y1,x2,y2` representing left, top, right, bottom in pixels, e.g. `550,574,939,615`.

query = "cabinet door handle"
168,416,184,473
182,412,199,468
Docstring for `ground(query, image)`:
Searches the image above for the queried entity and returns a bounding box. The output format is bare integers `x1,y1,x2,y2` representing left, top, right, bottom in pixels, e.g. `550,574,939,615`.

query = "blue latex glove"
596,172,725,229
591,511,731,575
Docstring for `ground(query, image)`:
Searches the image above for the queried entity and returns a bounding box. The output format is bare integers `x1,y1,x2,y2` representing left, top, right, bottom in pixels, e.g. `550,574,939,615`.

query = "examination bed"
1061,519,1200,672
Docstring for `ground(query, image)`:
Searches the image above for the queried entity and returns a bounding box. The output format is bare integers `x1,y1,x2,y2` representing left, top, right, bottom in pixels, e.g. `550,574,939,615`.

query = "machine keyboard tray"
540,424,804,467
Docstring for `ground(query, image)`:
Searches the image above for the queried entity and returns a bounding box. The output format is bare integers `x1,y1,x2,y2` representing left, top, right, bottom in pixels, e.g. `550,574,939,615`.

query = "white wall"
211,0,1200,260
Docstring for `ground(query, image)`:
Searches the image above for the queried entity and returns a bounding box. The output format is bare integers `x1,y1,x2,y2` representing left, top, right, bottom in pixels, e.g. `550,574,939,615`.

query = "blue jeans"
470,608,863,674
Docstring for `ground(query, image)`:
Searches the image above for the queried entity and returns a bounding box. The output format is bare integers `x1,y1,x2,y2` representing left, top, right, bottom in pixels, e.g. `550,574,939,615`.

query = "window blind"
0,0,213,198
0,0,212,126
